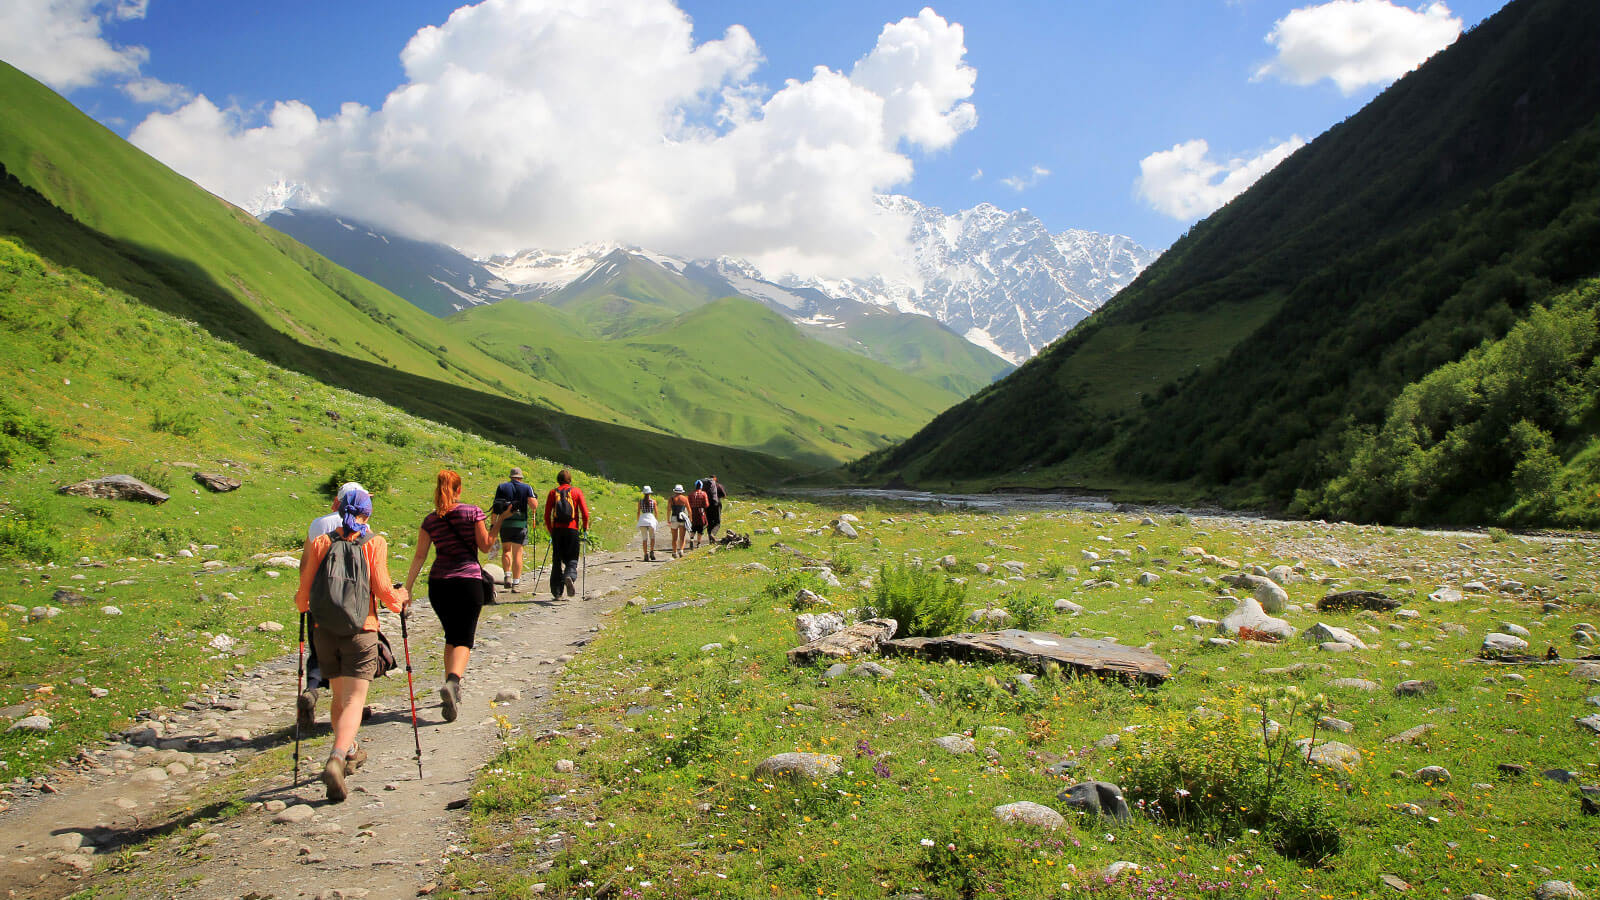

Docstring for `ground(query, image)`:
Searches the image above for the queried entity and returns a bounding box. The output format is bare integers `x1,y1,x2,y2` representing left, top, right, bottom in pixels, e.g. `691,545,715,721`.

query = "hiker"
402,470,493,723
705,475,727,539
667,484,691,558
293,487,407,803
688,479,710,549
298,481,363,729
543,469,590,598
636,486,659,561
489,466,537,593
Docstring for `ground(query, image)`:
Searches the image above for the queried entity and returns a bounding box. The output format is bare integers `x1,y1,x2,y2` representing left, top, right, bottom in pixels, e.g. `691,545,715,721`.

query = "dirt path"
1,544,667,900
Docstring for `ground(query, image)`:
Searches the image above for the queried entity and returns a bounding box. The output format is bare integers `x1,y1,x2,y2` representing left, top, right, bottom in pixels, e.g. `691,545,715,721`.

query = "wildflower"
920,838,935,847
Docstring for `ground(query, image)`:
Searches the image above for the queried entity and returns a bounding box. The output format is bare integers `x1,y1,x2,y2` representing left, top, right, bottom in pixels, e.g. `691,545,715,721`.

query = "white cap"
642,485,653,494
336,482,364,501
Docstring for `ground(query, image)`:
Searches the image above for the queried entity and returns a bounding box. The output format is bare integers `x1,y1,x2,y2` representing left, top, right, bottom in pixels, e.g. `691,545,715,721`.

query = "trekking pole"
532,529,550,591
293,611,306,787
580,532,588,601
398,602,424,780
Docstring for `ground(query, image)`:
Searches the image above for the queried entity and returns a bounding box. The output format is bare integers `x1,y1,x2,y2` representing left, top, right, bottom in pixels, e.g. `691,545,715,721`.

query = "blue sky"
5,0,1510,268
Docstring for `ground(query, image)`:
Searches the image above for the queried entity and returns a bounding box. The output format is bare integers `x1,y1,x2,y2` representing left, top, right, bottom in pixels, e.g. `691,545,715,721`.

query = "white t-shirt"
308,513,342,540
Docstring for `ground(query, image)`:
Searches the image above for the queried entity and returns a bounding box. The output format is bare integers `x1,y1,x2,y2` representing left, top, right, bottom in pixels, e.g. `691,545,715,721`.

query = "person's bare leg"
323,675,369,801
511,544,524,585
444,644,470,678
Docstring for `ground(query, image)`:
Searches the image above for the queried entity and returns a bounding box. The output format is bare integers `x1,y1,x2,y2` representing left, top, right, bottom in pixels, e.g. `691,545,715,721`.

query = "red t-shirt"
543,485,590,532
688,489,709,525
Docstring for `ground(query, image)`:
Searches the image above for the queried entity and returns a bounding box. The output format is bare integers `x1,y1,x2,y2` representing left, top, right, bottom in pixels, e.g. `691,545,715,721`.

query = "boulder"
1239,574,1289,613
883,630,1171,684
795,612,846,644
1058,780,1130,822
967,608,1013,627
1428,587,1463,603
7,715,51,733
1267,564,1302,585
793,588,829,609
787,618,897,665
754,752,842,781
1218,597,1297,642
1293,739,1363,773
1533,882,1584,900
58,474,169,504
1414,766,1451,784
1054,599,1084,615
934,735,976,755
194,472,242,492
1394,680,1438,698
992,801,1064,828
1481,633,1529,656
1304,622,1369,651
832,520,858,539
1317,590,1399,612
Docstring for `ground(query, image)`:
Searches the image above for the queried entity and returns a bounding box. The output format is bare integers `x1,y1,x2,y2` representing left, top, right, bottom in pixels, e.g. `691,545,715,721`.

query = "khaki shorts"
311,628,381,681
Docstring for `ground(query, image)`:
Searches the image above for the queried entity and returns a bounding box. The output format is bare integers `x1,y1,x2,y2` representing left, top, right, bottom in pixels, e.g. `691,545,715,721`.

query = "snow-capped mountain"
481,243,623,297
765,195,1159,364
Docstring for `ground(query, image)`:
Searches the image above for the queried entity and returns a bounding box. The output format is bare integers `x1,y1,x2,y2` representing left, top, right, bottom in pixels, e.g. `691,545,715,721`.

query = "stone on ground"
992,801,1064,828
753,752,842,781
1058,780,1131,822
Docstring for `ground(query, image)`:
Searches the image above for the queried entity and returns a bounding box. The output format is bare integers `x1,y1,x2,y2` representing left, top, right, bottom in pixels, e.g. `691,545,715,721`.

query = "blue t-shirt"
494,480,535,528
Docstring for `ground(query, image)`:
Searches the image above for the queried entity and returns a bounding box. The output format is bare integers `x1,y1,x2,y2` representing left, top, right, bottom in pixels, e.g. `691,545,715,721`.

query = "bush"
1487,526,1511,542
114,523,194,557
322,457,400,496
1001,589,1053,630
382,428,413,448
1114,688,1345,863
131,463,173,492
149,408,201,437
762,568,828,608
0,398,54,468
864,561,967,638
0,511,71,563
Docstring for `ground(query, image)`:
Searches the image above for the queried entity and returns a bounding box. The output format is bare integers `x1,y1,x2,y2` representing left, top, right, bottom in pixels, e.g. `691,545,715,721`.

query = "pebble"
554,759,576,774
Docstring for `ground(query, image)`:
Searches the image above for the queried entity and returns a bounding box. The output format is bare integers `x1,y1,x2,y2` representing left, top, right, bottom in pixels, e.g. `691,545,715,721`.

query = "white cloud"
128,0,979,279
120,75,190,107
1000,164,1050,192
0,0,148,91
1135,136,1305,220
970,168,983,180
1254,0,1462,95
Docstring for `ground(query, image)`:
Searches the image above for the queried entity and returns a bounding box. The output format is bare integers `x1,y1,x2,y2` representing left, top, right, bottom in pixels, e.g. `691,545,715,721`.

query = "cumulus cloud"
0,0,148,91
128,0,979,278
120,75,190,107
1135,136,1305,220
1254,0,1462,95
1000,164,1050,192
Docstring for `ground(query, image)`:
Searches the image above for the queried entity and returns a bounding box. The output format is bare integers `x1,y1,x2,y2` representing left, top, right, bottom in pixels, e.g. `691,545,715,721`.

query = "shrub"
864,561,967,637
1487,526,1511,542
322,457,400,496
1002,589,1053,630
1114,688,1345,863
0,398,54,468
114,523,194,557
131,463,173,492
382,428,413,448
149,408,201,437
762,568,828,608
0,511,71,563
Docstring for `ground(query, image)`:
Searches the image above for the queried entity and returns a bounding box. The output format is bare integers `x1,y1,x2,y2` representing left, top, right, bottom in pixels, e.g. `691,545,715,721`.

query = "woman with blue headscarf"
294,487,408,803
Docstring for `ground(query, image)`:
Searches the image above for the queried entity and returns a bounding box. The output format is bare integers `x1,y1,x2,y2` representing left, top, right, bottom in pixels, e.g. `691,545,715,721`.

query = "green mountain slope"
805,304,1013,396
856,0,1600,527
451,291,970,467
541,250,718,337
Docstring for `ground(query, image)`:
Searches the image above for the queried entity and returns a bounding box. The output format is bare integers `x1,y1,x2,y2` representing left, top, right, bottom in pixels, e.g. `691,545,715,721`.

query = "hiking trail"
1,544,665,899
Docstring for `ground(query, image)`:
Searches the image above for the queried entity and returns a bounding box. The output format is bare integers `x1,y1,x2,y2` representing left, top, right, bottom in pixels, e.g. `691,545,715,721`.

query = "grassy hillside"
856,0,1600,527
0,236,645,778
452,294,972,467
800,303,1014,396
0,62,838,485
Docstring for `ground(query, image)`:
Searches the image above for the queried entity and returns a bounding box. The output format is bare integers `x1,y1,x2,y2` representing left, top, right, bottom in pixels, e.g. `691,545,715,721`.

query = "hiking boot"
343,744,367,775
440,680,460,722
502,573,512,589
321,757,348,803
296,688,319,730
565,576,577,597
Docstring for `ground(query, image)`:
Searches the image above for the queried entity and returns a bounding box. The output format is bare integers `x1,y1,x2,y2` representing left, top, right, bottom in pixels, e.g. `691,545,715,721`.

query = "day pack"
551,486,576,527
309,532,372,636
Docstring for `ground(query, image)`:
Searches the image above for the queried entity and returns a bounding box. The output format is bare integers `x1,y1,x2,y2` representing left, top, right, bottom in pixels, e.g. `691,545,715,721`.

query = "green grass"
448,500,1600,899
0,236,643,779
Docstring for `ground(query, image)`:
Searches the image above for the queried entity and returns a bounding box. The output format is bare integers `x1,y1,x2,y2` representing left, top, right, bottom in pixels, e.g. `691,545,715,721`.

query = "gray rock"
753,752,842,781
1385,724,1436,744
1414,765,1451,783
1428,587,1462,603
1317,716,1355,734
1533,882,1584,900
1218,597,1296,641
1576,714,1600,735
795,612,845,644
1267,564,1301,585
1305,622,1369,650
1317,590,1399,612
1394,680,1438,698
1186,614,1219,629
822,663,848,680
992,801,1065,828
494,688,521,702
1054,599,1084,615
1239,574,1289,613
793,588,829,609
967,608,1013,627
852,661,895,680
1059,780,1131,822
934,735,976,755
1482,633,1528,656
1137,572,1160,586
58,474,170,504
100,605,122,615
273,804,315,824
7,715,52,733
1500,622,1531,638
1293,739,1363,773
832,520,858,539
554,759,577,773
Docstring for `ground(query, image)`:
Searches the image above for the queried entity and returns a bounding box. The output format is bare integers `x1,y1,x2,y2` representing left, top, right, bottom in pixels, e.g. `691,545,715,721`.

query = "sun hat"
509,467,523,479
642,485,653,494
673,484,685,493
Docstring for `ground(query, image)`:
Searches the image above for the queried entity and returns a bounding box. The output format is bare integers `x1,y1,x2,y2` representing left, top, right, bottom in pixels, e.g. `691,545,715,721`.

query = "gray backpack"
309,532,372,636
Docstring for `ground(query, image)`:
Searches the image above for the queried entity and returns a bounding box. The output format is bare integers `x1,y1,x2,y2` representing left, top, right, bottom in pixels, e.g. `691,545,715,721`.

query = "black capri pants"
428,576,484,648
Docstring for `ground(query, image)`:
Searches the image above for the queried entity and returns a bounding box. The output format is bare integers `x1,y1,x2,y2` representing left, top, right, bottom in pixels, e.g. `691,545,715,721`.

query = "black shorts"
500,525,528,545
428,576,484,648
706,504,722,530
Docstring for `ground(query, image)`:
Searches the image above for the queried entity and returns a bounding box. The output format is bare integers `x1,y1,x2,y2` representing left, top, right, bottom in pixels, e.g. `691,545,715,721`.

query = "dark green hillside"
856,0,1600,527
